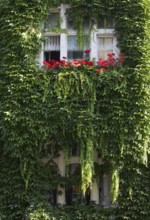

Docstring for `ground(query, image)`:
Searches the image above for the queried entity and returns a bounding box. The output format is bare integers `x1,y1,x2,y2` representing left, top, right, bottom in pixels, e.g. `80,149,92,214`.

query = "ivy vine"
0,0,150,219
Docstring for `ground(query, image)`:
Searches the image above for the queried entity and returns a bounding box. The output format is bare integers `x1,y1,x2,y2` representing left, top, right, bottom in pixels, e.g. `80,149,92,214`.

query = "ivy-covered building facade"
0,1,150,220
40,4,119,207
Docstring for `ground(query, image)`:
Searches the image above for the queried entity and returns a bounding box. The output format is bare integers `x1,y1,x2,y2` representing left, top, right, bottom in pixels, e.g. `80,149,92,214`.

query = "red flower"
80,59,87,65
62,56,67,59
85,49,91,54
43,61,51,68
87,61,94,66
108,61,115,66
68,59,81,67
99,60,108,67
107,53,113,58
120,53,124,57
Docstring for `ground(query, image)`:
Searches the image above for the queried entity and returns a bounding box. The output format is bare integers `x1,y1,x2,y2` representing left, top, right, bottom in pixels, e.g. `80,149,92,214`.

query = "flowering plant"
43,52,124,73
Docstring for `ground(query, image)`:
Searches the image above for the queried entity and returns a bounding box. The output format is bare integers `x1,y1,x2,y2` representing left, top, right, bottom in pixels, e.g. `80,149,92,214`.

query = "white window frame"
39,4,119,65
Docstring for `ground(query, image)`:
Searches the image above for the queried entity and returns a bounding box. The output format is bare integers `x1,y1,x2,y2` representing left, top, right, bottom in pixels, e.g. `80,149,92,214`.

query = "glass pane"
98,37,113,59
67,17,74,30
98,17,114,29
67,10,90,31
67,35,89,60
45,189,57,205
105,38,113,49
99,38,105,49
44,51,60,61
44,36,60,51
68,35,82,51
99,50,105,60
68,51,84,60
71,141,79,156
99,50,113,60
45,13,59,29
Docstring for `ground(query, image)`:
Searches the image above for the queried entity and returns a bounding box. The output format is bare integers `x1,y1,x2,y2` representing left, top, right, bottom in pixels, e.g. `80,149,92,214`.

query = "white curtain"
98,37,113,59
44,36,60,51
68,35,89,51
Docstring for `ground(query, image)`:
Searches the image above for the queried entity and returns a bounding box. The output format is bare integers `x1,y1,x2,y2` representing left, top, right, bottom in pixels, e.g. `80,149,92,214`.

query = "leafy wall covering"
0,0,150,219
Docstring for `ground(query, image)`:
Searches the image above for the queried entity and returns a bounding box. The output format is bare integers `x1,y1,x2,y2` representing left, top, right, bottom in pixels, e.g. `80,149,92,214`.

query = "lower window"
98,36,114,59
44,51,60,61
44,36,60,61
65,163,90,205
67,35,89,60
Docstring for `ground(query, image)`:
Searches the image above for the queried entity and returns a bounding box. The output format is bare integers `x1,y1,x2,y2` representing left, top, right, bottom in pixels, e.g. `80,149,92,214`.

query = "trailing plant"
42,53,124,194
25,203,113,220
0,0,150,220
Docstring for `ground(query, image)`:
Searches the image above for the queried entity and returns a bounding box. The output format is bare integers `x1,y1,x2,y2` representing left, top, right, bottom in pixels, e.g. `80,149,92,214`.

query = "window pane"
65,164,80,205
45,13,59,29
105,38,113,49
67,35,89,60
98,17,114,29
99,175,111,206
44,51,60,61
44,36,60,51
68,51,84,60
67,10,90,31
68,35,82,51
45,189,57,205
67,17,74,30
44,36,60,61
71,141,79,156
98,37,113,59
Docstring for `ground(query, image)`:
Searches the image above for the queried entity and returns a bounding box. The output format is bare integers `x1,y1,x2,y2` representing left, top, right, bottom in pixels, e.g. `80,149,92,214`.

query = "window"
44,36,60,61
65,163,80,205
39,5,117,66
67,11,90,31
65,163,90,205
98,17,114,29
46,189,57,205
97,36,114,60
99,174,111,207
71,140,79,156
45,12,59,30
67,35,90,60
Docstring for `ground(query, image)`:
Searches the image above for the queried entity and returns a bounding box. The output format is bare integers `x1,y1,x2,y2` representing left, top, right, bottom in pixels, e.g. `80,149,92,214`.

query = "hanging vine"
0,0,150,219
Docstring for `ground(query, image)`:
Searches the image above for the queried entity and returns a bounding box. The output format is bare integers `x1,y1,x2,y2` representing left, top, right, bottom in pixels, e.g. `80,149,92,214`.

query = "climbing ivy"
0,0,150,220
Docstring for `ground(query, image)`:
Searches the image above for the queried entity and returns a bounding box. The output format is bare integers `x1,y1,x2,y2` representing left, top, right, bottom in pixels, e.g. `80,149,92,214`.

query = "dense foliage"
25,203,113,220
0,0,150,219
42,54,125,194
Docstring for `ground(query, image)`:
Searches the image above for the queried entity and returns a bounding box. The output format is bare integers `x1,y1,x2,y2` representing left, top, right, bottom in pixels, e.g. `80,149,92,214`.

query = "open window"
44,36,60,61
